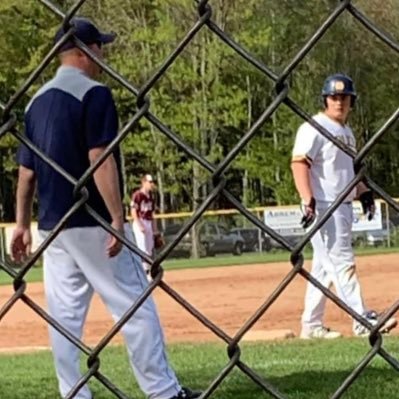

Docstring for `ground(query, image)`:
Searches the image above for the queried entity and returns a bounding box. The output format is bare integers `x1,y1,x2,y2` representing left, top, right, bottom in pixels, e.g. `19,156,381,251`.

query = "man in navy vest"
11,17,201,399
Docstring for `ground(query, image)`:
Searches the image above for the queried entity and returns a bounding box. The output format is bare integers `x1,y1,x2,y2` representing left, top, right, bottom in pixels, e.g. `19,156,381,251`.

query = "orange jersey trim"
291,155,312,165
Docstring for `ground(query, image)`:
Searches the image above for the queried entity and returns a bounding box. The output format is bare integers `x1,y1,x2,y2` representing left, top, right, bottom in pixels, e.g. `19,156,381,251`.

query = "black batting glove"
359,190,375,221
300,197,316,228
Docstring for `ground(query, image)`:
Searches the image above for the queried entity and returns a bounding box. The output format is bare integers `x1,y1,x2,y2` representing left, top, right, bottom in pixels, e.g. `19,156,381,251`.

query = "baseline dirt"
0,254,397,349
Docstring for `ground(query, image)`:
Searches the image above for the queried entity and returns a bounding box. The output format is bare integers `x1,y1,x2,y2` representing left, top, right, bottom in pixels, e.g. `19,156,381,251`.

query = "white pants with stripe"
132,219,154,273
302,202,366,333
40,224,180,399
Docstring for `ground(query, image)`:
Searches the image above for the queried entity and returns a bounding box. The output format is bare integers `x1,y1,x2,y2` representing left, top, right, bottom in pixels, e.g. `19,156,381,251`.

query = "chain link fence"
0,1,399,398
3,198,397,261
155,199,399,258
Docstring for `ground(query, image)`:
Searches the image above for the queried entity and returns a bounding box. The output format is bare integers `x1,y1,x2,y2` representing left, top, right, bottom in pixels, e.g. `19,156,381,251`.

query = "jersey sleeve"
130,191,141,210
82,86,119,149
16,113,35,170
292,122,324,164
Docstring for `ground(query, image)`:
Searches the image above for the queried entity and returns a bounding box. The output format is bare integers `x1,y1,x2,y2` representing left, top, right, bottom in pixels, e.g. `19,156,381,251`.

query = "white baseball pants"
40,224,180,399
302,202,366,333
132,219,154,273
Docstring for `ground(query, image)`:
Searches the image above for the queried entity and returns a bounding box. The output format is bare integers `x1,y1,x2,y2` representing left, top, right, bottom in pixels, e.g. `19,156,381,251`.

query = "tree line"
0,0,398,222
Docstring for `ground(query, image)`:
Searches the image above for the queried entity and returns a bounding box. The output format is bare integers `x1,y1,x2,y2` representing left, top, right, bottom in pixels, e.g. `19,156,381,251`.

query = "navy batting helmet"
321,74,357,106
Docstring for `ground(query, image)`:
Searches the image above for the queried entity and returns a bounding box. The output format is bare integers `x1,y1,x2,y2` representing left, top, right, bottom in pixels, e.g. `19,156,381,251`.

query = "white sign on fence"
264,200,383,236
264,207,305,236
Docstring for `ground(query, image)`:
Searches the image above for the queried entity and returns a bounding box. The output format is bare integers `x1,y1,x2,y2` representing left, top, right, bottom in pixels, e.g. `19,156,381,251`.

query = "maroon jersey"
131,190,154,220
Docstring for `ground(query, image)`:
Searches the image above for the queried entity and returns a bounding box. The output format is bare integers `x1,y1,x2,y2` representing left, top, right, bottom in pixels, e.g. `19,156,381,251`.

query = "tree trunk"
0,149,5,220
242,75,252,209
270,9,281,203
191,160,201,258
155,162,166,231
200,33,208,202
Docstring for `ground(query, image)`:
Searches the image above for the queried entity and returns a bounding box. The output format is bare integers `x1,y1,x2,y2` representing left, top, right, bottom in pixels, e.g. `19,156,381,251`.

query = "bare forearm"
16,167,36,228
291,161,313,203
93,155,123,222
131,208,140,222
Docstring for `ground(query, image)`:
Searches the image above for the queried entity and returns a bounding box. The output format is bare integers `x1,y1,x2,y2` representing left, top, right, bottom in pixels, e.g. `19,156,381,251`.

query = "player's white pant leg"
61,225,181,399
301,254,332,330
40,230,94,399
305,202,366,327
327,203,366,328
132,220,146,250
133,220,153,273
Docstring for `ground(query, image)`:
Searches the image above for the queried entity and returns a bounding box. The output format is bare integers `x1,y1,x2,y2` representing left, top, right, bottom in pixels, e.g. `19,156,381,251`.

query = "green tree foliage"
0,0,398,221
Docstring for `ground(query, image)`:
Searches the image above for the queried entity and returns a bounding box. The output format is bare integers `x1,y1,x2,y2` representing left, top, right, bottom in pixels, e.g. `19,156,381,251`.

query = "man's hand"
11,226,32,262
13,165,35,263
291,160,315,229
301,197,316,229
107,219,124,257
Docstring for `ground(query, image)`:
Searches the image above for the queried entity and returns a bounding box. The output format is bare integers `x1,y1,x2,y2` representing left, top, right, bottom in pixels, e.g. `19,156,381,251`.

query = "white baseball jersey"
292,112,356,202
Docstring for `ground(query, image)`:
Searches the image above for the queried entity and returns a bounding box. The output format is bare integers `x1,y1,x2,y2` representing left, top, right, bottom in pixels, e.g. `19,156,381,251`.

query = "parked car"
161,222,246,257
161,223,192,258
265,233,303,251
230,228,272,252
199,223,245,256
229,227,306,253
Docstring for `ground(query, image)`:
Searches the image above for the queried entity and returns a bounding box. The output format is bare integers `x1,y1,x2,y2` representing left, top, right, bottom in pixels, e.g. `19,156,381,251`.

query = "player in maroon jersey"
131,174,158,276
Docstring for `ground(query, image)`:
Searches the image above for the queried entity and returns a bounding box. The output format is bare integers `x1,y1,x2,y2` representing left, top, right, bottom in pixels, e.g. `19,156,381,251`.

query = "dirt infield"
0,253,398,350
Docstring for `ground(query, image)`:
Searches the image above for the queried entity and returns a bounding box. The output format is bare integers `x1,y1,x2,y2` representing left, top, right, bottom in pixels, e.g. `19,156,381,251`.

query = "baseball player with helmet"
291,73,397,339
11,17,201,399
131,174,163,277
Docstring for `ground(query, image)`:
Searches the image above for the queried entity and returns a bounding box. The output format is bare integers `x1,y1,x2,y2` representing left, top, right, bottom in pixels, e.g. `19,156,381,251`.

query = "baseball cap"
54,17,116,53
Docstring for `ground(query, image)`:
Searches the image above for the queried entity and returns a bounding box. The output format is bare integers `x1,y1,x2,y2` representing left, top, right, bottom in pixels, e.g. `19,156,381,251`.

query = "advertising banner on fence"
264,200,382,236
0,201,384,258
263,207,305,236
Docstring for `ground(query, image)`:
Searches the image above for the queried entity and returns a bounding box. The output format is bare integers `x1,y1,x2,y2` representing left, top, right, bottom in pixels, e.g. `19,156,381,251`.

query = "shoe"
169,387,202,399
300,326,342,339
354,310,397,337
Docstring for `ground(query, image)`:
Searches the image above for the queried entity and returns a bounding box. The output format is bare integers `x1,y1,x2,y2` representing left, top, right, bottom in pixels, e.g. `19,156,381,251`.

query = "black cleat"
169,386,202,399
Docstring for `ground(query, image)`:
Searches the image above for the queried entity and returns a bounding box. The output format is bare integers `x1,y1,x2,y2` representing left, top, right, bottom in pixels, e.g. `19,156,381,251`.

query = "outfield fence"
1,199,398,261
1,1,399,399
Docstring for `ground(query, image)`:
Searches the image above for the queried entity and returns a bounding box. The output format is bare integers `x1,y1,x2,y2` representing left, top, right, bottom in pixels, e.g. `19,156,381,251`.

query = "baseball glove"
154,233,165,249
300,197,316,228
359,190,375,221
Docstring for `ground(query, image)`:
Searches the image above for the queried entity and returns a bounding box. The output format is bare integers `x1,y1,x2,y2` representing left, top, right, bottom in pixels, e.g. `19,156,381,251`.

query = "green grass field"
1,246,398,286
1,248,398,398
0,338,398,398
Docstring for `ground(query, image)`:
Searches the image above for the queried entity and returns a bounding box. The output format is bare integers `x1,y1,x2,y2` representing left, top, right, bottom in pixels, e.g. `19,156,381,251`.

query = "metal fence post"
386,201,391,248
257,210,262,253
0,226,5,262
